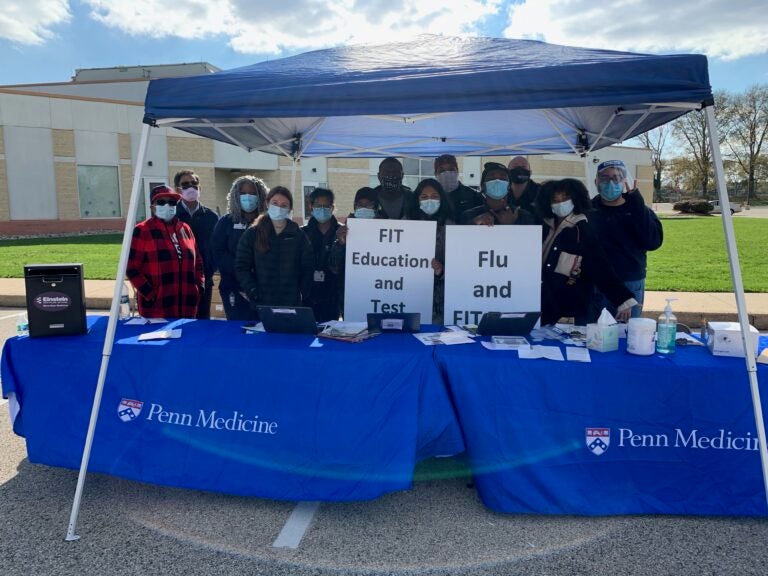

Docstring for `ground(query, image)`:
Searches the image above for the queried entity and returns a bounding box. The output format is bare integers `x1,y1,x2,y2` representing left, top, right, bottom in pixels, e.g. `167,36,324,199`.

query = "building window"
77,165,121,218
402,158,434,190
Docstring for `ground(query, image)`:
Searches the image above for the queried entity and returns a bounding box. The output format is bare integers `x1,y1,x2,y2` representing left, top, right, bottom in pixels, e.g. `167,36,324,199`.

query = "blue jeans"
590,279,645,322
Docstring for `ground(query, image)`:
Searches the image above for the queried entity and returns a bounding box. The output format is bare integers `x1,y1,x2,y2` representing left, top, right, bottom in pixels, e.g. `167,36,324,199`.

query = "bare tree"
671,92,728,198
638,125,668,199
718,85,768,206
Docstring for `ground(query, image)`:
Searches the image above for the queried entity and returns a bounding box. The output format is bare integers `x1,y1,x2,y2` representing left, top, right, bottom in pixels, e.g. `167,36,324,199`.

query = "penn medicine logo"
118,398,144,422
586,427,610,455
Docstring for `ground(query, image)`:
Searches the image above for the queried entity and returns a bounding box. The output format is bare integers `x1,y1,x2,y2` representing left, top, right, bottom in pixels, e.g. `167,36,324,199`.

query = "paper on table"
438,332,476,345
566,346,591,362
413,332,444,345
518,345,565,361
137,329,182,341
126,317,170,325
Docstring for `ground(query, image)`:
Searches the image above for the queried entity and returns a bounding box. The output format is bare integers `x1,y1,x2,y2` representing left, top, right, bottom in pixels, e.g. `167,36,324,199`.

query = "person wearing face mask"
211,176,268,321
373,157,414,219
301,188,341,322
173,170,220,320
433,154,483,223
507,156,542,222
328,187,382,317
536,179,636,326
460,162,536,226
408,178,454,324
126,185,205,319
234,186,314,316
588,160,663,322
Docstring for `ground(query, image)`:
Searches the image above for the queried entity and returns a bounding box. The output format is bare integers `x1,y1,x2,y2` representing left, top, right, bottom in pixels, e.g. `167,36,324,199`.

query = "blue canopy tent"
65,35,764,539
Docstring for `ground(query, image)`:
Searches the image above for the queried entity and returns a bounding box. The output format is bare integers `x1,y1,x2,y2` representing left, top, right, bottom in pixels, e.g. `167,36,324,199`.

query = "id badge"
314,270,325,282
233,223,246,230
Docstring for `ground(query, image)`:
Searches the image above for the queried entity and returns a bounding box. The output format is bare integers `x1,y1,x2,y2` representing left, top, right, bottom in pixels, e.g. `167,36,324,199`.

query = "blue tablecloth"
1,317,464,502
435,338,768,516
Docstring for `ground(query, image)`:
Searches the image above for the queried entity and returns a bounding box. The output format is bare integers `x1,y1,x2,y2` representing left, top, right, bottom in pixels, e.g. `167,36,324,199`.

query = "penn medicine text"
146,403,278,434
619,428,758,450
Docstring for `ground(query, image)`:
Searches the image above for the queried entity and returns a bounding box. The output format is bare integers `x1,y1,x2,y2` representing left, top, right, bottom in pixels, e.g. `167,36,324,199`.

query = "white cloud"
0,0,71,44
82,0,502,54
503,0,768,61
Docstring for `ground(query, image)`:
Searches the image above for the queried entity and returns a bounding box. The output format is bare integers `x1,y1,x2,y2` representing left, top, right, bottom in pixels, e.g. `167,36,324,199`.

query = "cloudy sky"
1,0,767,91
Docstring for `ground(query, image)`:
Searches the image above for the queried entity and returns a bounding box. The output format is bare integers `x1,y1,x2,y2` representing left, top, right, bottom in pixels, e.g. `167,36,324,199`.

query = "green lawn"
0,234,123,279
0,219,766,291
647,217,767,292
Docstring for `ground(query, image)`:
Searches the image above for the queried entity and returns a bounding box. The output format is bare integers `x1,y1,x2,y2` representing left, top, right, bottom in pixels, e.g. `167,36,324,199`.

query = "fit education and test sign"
443,225,542,325
344,219,436,322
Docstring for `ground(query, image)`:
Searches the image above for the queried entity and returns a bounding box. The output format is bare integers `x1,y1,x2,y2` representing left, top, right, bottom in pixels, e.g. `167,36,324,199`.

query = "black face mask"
509,167,531,184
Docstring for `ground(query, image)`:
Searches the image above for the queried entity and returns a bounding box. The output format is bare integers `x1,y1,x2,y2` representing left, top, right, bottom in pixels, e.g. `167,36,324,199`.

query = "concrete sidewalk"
1,277,767,329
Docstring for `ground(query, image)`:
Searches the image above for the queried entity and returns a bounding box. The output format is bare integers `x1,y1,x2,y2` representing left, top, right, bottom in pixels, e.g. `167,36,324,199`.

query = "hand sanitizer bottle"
656,298,677,354
119,282,132,320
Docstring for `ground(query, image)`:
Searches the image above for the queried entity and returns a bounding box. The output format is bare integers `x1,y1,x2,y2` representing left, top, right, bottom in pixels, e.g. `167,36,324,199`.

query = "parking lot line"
272,501,320,549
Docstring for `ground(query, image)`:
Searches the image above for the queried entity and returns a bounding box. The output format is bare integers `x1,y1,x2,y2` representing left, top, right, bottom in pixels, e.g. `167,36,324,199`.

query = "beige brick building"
0,63,652,237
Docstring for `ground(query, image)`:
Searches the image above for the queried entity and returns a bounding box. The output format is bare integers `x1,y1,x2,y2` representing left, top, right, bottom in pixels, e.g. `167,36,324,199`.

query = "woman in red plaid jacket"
127,185,206,318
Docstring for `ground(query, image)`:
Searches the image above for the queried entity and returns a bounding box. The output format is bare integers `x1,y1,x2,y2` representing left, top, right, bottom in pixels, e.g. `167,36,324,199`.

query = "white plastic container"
627,317,656,355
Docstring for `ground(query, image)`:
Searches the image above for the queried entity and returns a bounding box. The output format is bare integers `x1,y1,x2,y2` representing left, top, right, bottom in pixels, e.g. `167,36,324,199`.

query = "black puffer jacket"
234,220,314,310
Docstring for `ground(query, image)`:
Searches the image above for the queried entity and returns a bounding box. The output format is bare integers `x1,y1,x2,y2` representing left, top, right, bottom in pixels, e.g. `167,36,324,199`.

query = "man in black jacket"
589,160,663,321
507,156,541,221
174,169,220,319
373,158,413,219
433,154,483,223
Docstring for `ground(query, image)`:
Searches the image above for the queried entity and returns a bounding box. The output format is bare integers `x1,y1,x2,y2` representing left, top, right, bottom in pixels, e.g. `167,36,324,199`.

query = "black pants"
196,282,213,320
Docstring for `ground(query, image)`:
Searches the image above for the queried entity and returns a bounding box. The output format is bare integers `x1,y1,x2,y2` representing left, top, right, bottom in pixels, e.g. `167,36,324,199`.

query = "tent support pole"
65,123,152,541
705,105,768,506
291,159,301,223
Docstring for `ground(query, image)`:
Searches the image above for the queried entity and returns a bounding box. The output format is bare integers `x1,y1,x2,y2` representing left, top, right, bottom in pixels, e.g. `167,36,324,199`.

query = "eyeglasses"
179,182,199,189
597,175,624,183
155,200,177,206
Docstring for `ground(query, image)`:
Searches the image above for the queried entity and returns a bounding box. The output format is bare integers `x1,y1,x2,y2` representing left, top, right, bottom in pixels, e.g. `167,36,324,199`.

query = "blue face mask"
354,207,376,219
599,181,624,202
239,194,259,213
484,179,508,200
268,204,290,221
312,206,332,223
420,199,440,216
154,204,176,222
551,199,574,219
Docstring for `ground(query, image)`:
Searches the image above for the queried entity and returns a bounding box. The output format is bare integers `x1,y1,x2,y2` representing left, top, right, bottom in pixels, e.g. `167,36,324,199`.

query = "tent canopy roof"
143,35,712,158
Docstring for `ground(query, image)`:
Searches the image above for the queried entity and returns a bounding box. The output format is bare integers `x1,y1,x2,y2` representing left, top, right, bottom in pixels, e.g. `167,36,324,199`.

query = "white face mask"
154,204,177,222
181,187,200,202
551,199,574,219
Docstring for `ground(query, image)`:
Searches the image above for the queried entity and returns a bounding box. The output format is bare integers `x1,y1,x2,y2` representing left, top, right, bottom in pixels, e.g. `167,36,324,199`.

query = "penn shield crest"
586,427,610,455
118,398,144,422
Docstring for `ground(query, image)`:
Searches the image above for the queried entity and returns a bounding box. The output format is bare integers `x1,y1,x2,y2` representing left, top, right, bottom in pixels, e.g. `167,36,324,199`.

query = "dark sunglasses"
179,182,199,189
155,200,177,207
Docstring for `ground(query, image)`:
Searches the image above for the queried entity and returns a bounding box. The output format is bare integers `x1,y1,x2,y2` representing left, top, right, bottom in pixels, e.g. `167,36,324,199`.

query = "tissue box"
586,323,619,352
705,322,759,358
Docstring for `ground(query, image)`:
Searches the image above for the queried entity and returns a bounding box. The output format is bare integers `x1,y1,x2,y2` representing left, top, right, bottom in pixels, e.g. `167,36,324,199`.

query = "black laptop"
255,306,319,335
477,312,540,336
367,312,421,333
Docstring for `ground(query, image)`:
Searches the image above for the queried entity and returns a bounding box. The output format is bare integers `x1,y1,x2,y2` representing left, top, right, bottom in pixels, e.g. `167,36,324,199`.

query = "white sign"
344,219,436,322
443,225,542,325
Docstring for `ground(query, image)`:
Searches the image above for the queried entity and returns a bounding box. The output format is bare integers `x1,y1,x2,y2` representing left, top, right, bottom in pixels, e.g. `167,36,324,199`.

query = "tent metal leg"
705,105,768,506
65,123,152,541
